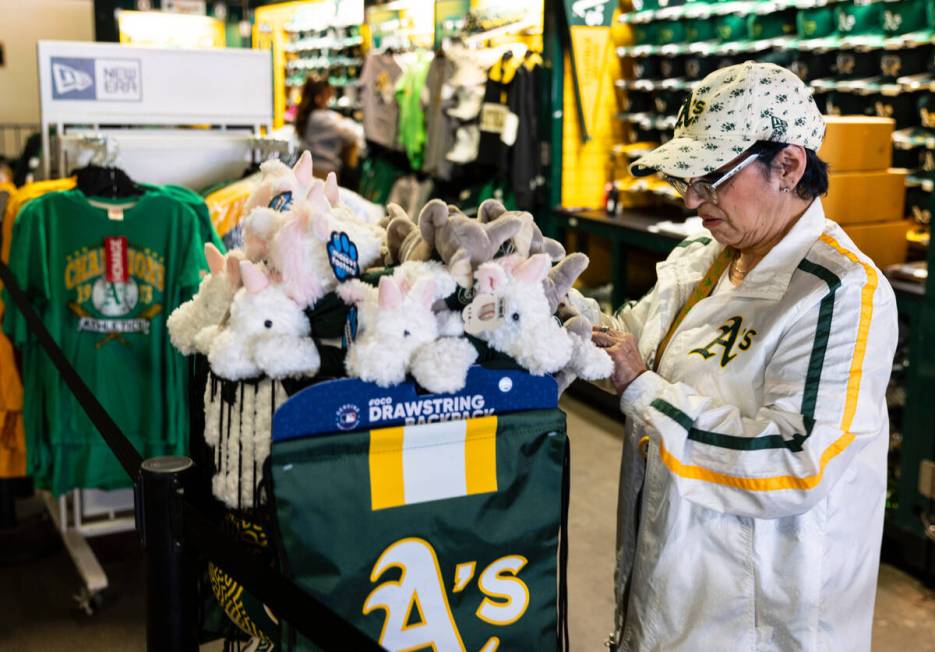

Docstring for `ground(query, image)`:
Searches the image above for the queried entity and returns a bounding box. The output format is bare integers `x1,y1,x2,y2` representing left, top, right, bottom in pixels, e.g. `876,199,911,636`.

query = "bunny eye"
264,320,273,329
511,312,520,322
403,330,411,338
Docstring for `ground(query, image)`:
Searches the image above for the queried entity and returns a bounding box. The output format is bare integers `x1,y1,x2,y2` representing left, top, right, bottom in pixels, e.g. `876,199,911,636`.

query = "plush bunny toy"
167,243,243,355
540,253,614,392
472,254,574,375
207,261,320,380
337,262,477,392
241,151,316,262
385,199,525,288
476,199,566,261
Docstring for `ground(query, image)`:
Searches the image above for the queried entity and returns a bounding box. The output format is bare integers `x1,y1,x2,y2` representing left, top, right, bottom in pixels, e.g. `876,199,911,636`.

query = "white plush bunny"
323,172,385,273
167,243,243,355
207,261,320,380
337,263,476,392
242,151,316,262
472,254,574,376
267,187,337,309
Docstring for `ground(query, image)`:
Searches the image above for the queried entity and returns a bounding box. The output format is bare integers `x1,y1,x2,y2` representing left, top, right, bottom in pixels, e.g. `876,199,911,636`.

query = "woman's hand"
591,327,648,395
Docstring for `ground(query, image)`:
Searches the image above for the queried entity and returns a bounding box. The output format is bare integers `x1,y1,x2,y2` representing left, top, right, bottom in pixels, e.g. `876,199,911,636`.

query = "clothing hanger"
74,164,143,200
71,136,143,199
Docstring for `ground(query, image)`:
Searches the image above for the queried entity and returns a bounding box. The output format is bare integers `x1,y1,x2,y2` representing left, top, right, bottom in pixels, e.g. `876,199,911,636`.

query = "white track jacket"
603,199,898,651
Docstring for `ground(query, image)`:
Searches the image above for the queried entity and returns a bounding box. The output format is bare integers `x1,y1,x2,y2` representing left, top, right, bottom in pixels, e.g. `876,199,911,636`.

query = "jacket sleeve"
620,264,897,519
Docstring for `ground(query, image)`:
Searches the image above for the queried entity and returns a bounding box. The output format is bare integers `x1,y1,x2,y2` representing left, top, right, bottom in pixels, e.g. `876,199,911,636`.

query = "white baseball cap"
630,61,826,178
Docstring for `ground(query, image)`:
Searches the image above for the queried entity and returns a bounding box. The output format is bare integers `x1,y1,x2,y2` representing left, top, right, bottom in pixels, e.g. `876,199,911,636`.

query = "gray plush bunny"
386,199,524,288
476,199,566,261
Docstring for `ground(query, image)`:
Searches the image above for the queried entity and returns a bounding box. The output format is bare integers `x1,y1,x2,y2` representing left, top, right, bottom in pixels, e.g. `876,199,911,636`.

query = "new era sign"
51,57,142,101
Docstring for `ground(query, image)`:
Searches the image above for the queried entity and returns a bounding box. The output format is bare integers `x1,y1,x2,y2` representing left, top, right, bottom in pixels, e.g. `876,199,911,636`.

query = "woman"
590,62,898,650
294,77,363,180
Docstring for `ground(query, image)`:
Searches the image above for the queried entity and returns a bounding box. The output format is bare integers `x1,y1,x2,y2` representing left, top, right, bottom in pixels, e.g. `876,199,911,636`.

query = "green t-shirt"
395,51,433,170
2,187,207,494
147,183,226,255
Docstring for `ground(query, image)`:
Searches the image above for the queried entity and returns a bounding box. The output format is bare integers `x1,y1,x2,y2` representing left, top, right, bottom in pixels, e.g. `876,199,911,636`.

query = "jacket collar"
661,199,826,301
732,198,826,299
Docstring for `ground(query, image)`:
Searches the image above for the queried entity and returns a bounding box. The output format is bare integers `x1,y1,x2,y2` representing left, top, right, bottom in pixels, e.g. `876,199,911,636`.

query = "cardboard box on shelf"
841,219,911,269
818,116,894,172
822,168,907,225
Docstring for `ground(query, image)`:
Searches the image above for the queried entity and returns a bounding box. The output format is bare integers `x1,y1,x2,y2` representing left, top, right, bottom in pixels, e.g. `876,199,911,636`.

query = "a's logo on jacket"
689,315,757,367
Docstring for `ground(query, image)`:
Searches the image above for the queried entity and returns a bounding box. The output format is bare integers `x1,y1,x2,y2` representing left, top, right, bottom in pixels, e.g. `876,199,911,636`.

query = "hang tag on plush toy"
268,191,294,212
463,292,506,336
343,305,359,347
327,232,361,281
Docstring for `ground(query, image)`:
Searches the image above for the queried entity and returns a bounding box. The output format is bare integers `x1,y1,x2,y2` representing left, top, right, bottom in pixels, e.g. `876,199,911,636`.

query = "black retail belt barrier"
0,259,384,652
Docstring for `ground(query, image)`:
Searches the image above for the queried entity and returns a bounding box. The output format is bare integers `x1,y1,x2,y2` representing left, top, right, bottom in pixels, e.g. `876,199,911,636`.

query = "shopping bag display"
268,367,567,651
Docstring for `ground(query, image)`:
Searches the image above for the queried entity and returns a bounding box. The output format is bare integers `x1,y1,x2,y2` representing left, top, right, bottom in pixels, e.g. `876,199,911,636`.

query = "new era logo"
53,63,93,94
51,58,95,99
49,56,142,102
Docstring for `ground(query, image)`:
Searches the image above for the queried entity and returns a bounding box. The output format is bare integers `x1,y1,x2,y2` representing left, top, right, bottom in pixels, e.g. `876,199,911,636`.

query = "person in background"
294,77,363,181
582,62,898,651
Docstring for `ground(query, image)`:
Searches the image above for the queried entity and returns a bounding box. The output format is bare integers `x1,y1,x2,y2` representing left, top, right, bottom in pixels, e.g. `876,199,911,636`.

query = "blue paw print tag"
268,191,294,212
327,231,360,280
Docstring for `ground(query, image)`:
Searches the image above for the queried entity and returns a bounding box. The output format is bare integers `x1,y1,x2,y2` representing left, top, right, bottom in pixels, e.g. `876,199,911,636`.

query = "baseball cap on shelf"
833,49,881,80
716,14,748,43
879,47,930,81
823,90,872,117
882,0,929,38
631,21,661,46
871,90,922,130
634,55,663,80
660,55,687,79
790,51,836,82
629,61,826,178
657,19,687,44
685,18,717,43
834,1,886,48
683,54,715,80
796,5,837,42
747,9,797,45
625,88,655,114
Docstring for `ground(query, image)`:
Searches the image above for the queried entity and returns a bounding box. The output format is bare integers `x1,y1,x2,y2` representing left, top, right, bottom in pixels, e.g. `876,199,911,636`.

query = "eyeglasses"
664,153,760,204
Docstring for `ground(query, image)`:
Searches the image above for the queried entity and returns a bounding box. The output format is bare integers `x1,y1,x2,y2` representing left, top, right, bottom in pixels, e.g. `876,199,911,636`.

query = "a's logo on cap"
675,97,706,130
881,54,902,77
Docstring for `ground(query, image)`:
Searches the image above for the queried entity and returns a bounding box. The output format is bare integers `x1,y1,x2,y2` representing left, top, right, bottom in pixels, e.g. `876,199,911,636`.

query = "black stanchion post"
0,479,15,529
140,456,198,652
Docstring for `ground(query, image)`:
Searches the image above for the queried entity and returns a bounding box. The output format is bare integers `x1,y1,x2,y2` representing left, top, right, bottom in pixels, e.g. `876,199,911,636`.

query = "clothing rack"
30,40,274,612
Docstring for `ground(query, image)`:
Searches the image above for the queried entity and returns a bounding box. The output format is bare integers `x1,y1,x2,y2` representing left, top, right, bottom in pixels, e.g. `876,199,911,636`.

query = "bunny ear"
475,262,508,294
378,276,403,310
477,199,506,223
324,172,340,206
226,254,243,289
410,278,437,310
292,151,314,188
512,253,552,285
204,243,225,275
307,179,331,215
240,261,270,294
